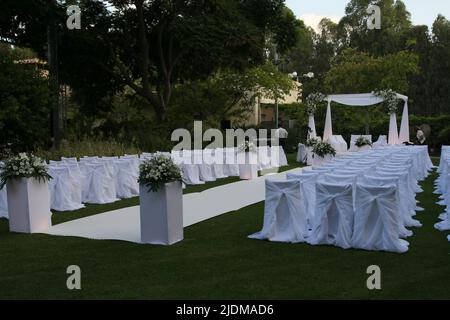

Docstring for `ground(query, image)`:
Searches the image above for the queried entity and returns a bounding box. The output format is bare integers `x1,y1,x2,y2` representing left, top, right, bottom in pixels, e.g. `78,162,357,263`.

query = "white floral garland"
374,89,399,115
306,92,326,116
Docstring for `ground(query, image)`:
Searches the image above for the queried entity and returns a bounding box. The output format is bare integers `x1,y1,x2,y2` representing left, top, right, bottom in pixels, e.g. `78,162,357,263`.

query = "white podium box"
6,178,52,233
140,181,183,245
312,155,332,167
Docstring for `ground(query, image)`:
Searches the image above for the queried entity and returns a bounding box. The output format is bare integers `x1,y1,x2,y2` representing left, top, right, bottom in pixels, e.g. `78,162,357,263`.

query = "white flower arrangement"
374,89,399,115
312,142,336,158
355,136,372,147
0,153,52,190
138,155,183,192
306,92,326,116
305,137,320,147
238,140,257,153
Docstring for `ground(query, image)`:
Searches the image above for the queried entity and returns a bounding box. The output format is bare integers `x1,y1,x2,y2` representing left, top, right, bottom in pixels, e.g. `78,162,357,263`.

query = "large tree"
339,0,412,56
324,48,419,93
0,0,298,125
428,14,450,116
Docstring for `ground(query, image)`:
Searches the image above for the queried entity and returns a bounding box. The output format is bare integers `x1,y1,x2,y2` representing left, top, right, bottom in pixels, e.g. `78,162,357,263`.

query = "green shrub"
34,138,141,161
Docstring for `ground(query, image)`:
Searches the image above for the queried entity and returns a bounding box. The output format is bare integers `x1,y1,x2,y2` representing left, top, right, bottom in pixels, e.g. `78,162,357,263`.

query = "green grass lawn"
0,156,449,299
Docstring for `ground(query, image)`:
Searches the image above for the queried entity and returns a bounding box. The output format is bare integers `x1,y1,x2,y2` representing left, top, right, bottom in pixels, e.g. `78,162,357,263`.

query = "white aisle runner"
44,168,303,243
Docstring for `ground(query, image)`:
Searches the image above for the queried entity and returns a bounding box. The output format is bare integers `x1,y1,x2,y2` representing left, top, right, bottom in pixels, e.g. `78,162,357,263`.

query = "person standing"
416,126,426,145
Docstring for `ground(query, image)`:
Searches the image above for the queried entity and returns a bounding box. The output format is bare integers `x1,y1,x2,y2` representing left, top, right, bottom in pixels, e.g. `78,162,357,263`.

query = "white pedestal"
312,154,332,167
139,181,183,245
239,152,258,180
6,178,52,233
0,186,8,218
306,147,313,166
356,145,371,152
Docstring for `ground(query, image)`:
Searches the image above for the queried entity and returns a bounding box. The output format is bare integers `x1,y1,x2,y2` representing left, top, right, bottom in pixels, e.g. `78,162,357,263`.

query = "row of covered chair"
0,147,288,214
0,161,7,218
250,146,433,253
434,146,450,241
298,135,389,165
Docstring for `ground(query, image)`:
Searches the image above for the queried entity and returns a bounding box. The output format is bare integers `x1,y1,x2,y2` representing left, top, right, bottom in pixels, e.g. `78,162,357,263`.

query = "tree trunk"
47,5,62,149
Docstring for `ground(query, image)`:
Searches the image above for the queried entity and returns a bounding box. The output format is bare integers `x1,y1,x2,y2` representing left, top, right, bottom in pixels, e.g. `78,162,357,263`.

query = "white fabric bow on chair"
352,183,409,253
249,180,308,243
308,182,354,249
359,175,412,238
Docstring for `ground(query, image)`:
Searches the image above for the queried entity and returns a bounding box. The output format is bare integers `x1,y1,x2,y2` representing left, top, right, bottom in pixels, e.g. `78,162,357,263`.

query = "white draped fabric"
114,160,139,198
399,101,410,143
323,99,333,141
1,145,289,216
352,184,409,253
285,172,318,228
359,175,412,238
388,113,399,145
0,185,8,218
249,180,308,243
329,135,348,153
373,135,388,148
435,147,450,233
322,93,409,144
0,161,7,217
308,115,317,138
82,163,118,204
48,166,84,211
309,182,354,249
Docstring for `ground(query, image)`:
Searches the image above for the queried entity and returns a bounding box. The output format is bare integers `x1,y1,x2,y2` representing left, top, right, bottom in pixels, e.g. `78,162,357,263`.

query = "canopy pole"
388,113,399,145
399,100,410,143
323,98,333,141
308,115,317,139
365,110,370,135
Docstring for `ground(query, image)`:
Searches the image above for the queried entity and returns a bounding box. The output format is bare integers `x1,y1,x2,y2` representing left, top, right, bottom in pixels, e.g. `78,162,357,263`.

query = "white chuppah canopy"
321,93,410,145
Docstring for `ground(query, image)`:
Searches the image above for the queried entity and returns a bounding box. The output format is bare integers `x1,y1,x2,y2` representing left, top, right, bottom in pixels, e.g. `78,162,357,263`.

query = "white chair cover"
48,166,84,211
249,180,308,243
373,170,421,227
83,163,118,204
193,150,216,182
359,175,413,238
114,160,139,198
179,150,204,185
141,152,153,159
258,146,272,170
286,173,318,228
373,135,388,148
270,146,288,167
61,157,78,164
435,173,450,231
49,160,63,166
204,149,227,179
65,163,84,205
352,183,409,253
81,156,99,161
297,143,308,164
308,182,354,249
223,148,239,176
0,185,8,218
122,155,140,176
329,135,348,153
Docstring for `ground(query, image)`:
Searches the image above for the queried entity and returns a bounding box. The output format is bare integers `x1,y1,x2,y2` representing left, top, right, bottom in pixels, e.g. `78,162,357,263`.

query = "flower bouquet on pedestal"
138,155,184,245
0,153,52,233
312,142,336,167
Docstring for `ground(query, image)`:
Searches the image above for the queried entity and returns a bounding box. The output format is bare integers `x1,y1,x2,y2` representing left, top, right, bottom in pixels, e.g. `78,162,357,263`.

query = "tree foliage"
0,45,51,152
